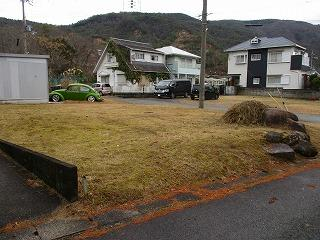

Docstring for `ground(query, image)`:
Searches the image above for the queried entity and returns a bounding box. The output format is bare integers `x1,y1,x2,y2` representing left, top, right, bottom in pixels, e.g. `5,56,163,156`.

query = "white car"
92,83,112,96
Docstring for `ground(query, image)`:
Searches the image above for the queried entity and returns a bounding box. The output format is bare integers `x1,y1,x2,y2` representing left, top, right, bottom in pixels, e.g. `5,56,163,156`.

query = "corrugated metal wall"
0,56,49,103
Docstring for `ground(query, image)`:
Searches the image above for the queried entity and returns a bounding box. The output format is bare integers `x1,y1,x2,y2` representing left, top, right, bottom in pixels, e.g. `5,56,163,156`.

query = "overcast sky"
0,0,319,25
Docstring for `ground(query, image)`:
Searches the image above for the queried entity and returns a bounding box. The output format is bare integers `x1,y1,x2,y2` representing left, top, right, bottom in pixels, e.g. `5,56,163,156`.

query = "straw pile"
223,100,268,125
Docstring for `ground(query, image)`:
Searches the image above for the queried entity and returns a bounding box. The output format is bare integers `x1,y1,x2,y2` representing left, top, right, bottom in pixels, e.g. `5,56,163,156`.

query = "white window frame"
253,77,260,85
251,54,261,61
235,54,247,64
151,55,159,61
134,53,145,60
268,51,283,63
267,75,282,85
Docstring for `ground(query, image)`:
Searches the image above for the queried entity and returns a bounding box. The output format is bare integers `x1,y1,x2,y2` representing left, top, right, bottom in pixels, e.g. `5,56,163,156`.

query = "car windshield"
193,85,200,90
92,84,100,87
157,80,172,86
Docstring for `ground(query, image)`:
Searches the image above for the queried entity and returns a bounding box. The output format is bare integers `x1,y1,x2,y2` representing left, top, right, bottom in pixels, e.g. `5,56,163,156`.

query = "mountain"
0,13,319,79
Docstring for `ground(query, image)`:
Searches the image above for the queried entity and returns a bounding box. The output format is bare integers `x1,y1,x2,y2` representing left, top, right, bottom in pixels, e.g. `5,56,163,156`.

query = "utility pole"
310,50,314,71
199,0,207,109
21,0,28,54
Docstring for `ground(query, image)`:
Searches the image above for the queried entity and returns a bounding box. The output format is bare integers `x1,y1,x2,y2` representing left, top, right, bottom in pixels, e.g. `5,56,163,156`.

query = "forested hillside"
0,12,319,80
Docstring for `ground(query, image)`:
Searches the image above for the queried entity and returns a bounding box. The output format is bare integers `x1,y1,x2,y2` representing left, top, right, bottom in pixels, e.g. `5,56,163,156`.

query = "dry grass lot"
0,97,319,207
217,95,320,115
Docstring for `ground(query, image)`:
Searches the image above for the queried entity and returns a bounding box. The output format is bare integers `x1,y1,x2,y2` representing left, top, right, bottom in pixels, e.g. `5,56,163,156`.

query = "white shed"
0,53,50,103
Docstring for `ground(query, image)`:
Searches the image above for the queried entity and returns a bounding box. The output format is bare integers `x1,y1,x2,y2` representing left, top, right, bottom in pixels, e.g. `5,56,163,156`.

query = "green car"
49,83,102,102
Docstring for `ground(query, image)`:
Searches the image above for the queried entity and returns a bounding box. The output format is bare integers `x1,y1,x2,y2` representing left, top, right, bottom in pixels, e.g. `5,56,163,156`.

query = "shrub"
310,74,320,90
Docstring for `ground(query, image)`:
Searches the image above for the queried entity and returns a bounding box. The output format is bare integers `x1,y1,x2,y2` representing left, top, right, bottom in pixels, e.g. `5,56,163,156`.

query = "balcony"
290,55,310,71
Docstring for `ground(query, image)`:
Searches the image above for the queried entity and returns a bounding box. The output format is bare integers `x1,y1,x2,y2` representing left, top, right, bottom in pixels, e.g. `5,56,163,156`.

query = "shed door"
117,74,126,86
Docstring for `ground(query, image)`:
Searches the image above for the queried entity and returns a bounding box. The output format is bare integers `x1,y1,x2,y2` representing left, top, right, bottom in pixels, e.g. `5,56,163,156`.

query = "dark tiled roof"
112,38,163,54
225,37,306,52
131,61,169,73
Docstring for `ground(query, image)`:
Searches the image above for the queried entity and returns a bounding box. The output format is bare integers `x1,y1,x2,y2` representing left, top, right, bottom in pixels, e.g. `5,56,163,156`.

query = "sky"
0,0,319,25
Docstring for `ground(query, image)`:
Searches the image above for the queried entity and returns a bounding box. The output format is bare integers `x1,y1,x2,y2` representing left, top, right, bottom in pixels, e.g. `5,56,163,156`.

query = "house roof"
131,61,169,73
93,38,169,74
112,38,164,54
225,37,306,52
156,46,201,59
0,53,50,59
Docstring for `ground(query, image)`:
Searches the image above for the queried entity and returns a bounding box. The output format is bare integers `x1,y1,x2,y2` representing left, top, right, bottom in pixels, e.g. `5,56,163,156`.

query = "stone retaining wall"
238,88,320,100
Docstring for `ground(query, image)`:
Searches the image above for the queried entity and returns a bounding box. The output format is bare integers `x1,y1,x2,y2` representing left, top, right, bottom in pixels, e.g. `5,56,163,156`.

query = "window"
151,55,159,61
235,55,247,64
269,51,282,63
80,86,90,93
253,77,260,85
134,53,145,60
106,53,112,62
251,54,261,61
267,75,281,84
181,58,193,68
67,85,79,92
186,59,193,67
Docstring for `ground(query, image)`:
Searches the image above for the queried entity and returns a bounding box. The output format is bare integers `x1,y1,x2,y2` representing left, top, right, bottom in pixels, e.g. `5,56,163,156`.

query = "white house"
225,37,310,89
156,46,201,84
93,38,169,94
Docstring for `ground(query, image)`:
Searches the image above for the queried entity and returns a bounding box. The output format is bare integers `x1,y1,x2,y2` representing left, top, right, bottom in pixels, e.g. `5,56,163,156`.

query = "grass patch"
0,99,319,206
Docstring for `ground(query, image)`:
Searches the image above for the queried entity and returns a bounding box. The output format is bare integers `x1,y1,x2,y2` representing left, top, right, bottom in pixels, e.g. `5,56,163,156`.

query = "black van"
154,79,191,99
190,84,219,100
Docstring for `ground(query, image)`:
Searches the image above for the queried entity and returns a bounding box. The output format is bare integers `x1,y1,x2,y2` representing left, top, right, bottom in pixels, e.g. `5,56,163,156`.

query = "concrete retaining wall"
0,140,78,202
238,88,320,100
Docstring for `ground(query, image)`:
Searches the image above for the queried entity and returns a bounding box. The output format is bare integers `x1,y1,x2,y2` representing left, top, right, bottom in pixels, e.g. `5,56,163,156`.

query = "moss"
107,40,170,84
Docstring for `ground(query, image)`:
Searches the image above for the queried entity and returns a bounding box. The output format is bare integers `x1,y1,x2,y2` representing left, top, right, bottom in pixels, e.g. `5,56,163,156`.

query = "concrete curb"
0,140,78,202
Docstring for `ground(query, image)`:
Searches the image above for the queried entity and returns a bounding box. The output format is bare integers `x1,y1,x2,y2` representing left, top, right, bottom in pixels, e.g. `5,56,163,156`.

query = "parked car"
92,83,112,96
154,79,191,99
49,84,62,92
190,84,220,100
49,83,102,102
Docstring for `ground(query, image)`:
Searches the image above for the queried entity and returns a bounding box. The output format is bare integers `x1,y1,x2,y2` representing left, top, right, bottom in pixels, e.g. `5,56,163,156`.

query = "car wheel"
170,92,175,99
51,94,60,102
184,92,188,98
191,95,195,100
87,96,96,102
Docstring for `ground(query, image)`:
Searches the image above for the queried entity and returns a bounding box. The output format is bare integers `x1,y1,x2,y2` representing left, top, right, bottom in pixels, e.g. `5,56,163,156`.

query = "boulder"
293,131,310,141
287,118,307,133
266,143,295,161
265,131,284,143
293,140,318,158
263,108,298,126
283,131,310,146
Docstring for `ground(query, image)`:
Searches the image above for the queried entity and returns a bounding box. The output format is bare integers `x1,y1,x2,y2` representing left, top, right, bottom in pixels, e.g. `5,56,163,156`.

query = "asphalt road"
0,152,61,228
114,97,320,123
97,168,320,240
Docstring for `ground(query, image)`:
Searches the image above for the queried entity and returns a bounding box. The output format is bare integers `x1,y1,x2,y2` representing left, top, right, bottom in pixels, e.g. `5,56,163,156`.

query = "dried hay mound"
223,100,268,125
